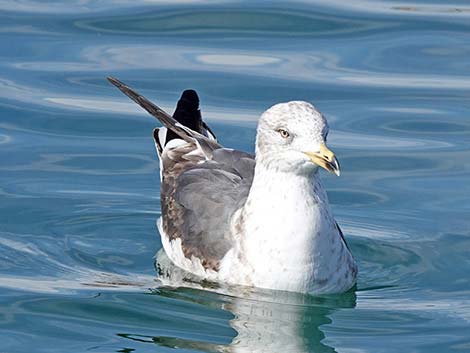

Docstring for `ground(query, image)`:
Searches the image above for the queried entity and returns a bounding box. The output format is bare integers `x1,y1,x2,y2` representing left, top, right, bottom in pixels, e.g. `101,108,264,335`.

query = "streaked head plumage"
255,101,339,176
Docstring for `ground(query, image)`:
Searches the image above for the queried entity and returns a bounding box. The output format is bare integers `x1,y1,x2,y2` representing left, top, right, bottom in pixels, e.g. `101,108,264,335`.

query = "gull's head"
256,101,340,176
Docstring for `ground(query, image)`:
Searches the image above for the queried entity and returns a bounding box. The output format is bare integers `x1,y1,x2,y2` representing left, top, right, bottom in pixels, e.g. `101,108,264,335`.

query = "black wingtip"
173,89,202,130
179,89,199,110
176,89,199,112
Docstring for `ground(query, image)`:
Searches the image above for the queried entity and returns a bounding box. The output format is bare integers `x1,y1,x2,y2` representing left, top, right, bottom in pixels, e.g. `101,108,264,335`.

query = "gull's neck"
241,162,332,246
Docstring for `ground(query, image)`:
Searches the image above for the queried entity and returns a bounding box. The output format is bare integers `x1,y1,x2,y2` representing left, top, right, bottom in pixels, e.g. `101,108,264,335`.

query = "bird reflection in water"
119,258,356,353
225,288,356,353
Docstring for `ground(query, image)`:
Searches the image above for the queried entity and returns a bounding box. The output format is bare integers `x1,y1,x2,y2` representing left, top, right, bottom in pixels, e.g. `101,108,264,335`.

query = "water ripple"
1,1,470,352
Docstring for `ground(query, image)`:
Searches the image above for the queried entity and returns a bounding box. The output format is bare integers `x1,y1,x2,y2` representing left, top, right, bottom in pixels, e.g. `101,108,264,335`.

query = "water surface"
1,1,470,352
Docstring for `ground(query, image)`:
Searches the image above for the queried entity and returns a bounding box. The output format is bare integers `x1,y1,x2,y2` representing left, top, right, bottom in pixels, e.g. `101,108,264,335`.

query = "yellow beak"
303,143,341,176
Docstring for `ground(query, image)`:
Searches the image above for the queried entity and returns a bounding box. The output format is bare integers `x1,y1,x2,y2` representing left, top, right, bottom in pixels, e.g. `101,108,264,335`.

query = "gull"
108,77,357,294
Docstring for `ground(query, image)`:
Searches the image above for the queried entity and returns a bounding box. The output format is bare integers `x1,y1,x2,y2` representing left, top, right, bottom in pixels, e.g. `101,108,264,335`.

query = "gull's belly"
224,203,317,290
220,201,357,294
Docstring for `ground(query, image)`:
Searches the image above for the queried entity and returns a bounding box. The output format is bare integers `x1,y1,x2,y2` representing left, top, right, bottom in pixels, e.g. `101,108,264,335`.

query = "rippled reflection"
226,290,355,353
122,287,356,353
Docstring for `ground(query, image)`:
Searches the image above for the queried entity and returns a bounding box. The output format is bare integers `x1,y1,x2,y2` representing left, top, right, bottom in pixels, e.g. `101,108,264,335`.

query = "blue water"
1,1,470,352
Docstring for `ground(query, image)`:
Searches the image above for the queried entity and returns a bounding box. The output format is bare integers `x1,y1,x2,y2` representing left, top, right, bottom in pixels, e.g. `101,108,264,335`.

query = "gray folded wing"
161,147,255,271
106,76,254,271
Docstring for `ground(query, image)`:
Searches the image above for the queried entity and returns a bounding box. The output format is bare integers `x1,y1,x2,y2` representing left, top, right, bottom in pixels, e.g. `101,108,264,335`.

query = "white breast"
219,169,356,294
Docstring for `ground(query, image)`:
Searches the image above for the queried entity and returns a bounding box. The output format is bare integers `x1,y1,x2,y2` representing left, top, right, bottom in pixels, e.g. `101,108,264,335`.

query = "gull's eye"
277,128,290,139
